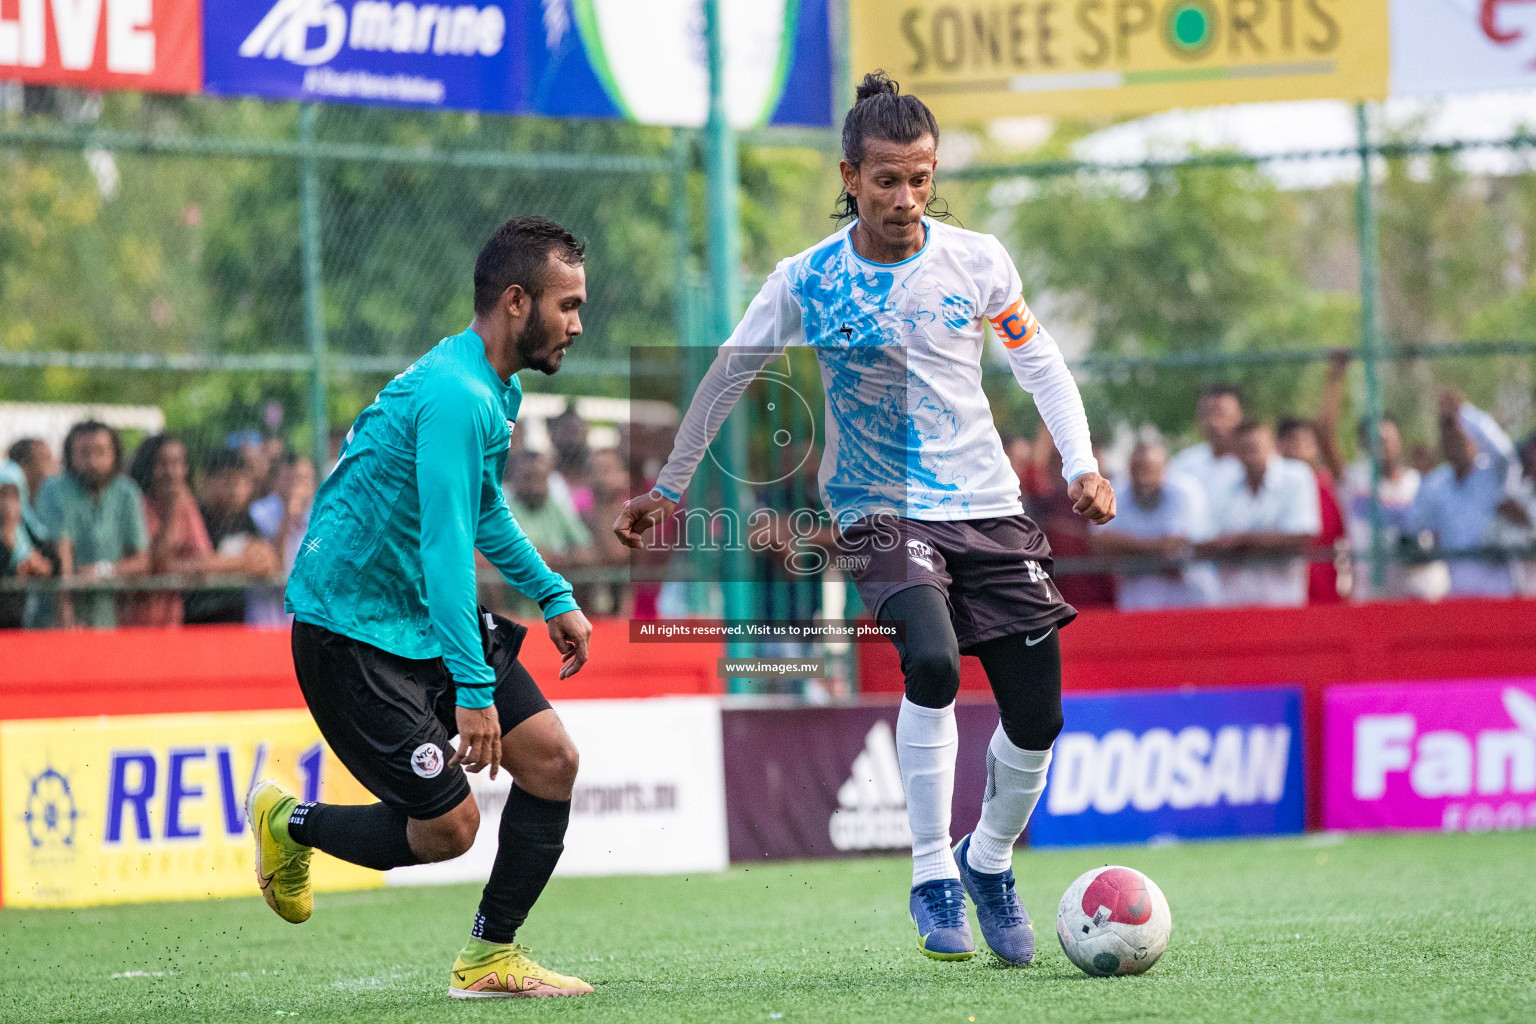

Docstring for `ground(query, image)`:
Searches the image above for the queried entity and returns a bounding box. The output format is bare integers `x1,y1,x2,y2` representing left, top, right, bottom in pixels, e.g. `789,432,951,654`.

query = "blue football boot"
954,833,1034,965
908,878,975,961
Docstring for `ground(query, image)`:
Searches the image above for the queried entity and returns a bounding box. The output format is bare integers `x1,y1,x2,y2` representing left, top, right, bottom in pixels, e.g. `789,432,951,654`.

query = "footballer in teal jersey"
249,217,596,999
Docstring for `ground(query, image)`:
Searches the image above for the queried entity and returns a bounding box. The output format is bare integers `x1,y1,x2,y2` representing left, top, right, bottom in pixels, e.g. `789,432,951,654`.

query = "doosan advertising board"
1324,678,1536,833
1028,686,1305,848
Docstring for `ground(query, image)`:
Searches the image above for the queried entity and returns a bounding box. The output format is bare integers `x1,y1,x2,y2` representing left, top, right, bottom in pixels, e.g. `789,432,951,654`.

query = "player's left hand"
1069,472,1116,525
548,609,592,679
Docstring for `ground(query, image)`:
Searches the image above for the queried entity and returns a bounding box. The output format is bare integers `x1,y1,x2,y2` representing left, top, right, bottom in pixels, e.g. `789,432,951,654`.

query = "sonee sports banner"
850,0,1390,121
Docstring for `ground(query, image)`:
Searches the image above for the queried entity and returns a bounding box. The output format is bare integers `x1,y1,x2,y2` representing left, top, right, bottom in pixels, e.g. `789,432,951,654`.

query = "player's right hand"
612,490,677,549
452,704,503,779
1069,471,1117,525
548,608,592,679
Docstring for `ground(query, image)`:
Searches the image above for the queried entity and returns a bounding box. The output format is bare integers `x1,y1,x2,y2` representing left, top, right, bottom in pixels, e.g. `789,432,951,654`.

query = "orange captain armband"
988,296,1040,350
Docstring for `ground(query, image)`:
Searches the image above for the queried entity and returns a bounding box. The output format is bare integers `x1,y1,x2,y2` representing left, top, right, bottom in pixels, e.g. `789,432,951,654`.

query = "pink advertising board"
1324,678,1536,832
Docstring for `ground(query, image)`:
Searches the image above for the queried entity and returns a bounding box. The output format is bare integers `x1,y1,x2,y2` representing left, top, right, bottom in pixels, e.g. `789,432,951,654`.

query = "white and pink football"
1056,865,1172,977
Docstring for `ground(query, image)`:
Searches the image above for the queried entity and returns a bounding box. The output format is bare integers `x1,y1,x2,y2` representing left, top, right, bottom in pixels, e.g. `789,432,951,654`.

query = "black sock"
472,785,571,943
287,801,421,871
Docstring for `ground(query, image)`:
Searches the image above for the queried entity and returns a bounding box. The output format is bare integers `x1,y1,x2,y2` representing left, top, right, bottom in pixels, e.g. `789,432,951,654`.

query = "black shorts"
837,513,1077,653
291,609,551,820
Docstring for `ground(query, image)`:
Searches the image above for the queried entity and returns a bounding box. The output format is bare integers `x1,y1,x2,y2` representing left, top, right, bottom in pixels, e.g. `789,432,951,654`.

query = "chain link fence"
5,88,1536,694
0,89,690,634
1,91,684,446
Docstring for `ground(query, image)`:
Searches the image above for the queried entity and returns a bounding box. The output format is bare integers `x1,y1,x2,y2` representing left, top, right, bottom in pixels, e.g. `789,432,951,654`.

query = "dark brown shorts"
836,513,1077,652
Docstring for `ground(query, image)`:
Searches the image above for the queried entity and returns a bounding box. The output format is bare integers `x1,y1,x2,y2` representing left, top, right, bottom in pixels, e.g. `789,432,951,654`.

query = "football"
1056,866,1172,977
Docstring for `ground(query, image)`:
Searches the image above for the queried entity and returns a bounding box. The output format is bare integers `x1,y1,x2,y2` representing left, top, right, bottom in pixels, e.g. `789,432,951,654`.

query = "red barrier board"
0,0,201,93
861,597,1536,826
0,618,723,721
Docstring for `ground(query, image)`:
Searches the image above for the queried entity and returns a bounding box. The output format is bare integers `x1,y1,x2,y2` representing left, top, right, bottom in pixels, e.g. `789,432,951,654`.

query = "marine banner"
201,0,833,125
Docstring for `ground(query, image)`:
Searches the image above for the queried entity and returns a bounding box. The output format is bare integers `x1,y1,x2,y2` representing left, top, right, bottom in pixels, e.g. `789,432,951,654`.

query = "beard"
514,303,566,376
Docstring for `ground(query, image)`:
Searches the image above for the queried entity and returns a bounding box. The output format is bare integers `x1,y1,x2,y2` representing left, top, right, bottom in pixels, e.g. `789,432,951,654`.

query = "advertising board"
1323,678,1536,833
388,696,729,885
0,0,201,93
1029,686,1305,847
0,710,379,908
850,0,1388,121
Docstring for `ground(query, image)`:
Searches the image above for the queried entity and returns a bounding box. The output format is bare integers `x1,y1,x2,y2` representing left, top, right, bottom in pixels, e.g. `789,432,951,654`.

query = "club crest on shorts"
906,539,935,571
411,742,444,778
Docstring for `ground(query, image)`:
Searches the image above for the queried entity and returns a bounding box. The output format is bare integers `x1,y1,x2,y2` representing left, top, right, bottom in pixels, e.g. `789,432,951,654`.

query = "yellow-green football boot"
246,779,313,924
449,941,594,999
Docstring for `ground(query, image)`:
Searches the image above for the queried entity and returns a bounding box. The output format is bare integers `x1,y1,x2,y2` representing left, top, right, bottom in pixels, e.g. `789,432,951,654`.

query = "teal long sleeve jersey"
286,328,579,708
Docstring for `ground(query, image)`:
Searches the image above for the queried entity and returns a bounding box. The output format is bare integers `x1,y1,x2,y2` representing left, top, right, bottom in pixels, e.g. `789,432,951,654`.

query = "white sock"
897,698,959,886
966,726,1053,875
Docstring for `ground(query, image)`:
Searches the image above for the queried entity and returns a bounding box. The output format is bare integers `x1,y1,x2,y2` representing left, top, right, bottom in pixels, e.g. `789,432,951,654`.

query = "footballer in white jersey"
615,71,1115,967
648,216,1096,524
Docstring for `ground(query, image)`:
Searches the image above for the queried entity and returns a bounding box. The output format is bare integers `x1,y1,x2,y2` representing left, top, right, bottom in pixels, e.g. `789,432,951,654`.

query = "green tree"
998,159,1356,439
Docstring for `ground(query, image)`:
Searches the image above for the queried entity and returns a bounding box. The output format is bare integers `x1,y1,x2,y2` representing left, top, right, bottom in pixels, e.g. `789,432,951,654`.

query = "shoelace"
917,884,968,930
506,945,574,982
274,848,311,899
507,945,552,971
972,874,1025,927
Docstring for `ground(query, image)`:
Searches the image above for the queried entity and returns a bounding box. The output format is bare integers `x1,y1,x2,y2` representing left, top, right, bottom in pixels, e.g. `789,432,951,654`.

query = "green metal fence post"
704,0,754,676
671,128,709,619
670,129,693,340
834,0,860,698
833,0,855,118
1355,102,1388,595
299,104,330,473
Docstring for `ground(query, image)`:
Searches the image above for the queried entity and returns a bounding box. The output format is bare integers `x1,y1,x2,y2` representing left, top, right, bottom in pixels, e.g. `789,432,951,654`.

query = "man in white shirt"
1340,415,1446,600
1203,421,1321,607
1169,382,1244,500
1170,384,1244,601
1405,393,1521,597
1094,441,1214,610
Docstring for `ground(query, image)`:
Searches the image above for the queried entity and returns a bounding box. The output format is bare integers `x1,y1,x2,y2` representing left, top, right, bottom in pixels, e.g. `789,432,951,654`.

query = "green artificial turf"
2,831,1533,1023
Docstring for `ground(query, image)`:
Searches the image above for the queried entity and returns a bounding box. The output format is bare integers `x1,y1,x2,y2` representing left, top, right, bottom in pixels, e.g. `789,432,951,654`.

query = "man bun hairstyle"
474,215,586,316
836,70,944,222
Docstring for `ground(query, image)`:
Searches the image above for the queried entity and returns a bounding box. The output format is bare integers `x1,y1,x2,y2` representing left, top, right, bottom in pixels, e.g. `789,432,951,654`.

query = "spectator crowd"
0,402,659,630
1019,355,1536,612
0,424,314,630
4,374,1535,630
